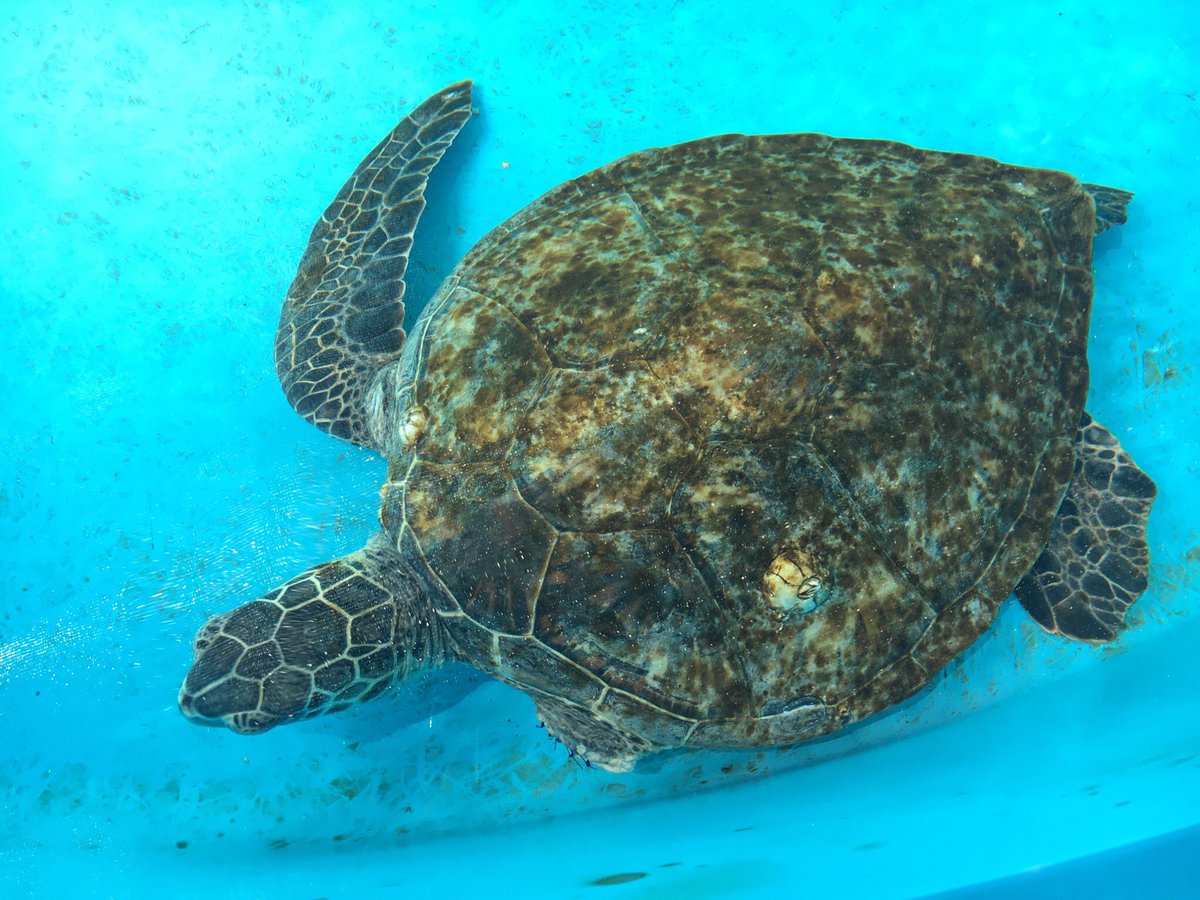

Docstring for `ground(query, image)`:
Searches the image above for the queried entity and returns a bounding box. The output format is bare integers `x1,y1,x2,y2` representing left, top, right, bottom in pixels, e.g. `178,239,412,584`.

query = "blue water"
2,1,1197,897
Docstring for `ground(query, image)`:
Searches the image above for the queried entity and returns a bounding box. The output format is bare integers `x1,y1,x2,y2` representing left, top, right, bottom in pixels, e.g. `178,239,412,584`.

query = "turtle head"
178,534,445,734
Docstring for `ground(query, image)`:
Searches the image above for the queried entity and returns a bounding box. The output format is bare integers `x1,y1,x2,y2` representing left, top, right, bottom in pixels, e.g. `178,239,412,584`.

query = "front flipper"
534,695,654,773
275,81,473,447
1015,413,1157,643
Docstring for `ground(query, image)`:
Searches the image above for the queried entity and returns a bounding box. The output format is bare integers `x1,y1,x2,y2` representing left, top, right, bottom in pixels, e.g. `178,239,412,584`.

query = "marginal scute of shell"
762,550,826,617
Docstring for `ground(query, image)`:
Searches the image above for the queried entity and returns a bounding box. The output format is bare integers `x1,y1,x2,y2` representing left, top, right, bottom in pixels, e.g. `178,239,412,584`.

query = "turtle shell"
380,132,1095,748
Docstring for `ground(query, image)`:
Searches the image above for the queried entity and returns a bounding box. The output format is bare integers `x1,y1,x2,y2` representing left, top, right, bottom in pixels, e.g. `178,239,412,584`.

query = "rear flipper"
1015,413,1156,643
533,694,653,773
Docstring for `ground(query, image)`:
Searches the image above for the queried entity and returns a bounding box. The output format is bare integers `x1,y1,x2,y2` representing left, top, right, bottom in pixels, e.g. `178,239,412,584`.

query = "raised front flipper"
275,81,473,447
1015,413,1157,643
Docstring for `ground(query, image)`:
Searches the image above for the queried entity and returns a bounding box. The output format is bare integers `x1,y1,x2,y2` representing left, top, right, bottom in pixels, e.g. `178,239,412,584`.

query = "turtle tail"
1082,182,1132,235
274,81,474,447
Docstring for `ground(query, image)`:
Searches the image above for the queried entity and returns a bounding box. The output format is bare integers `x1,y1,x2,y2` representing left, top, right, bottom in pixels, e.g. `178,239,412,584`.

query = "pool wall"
2,2,1197,896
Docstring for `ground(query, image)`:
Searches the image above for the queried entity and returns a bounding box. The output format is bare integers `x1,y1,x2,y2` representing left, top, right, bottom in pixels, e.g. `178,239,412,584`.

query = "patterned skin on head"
179,535,445,731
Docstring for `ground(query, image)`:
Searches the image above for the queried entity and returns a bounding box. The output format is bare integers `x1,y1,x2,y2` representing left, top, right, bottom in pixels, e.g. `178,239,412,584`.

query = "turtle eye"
193,613,230,652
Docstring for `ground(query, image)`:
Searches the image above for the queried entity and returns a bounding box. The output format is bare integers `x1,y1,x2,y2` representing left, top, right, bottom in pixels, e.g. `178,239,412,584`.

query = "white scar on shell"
763,550,826,616
400,405,428,449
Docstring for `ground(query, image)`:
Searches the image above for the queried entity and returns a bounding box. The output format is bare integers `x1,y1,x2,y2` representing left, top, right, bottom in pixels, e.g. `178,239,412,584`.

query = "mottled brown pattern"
535,529,748,718
388,130,1104,754
813,367,1037,611
672,440,936,706
651,282,832,440
911,587,999,676
470,192,696,366
511,364,699,531
399,285,551,463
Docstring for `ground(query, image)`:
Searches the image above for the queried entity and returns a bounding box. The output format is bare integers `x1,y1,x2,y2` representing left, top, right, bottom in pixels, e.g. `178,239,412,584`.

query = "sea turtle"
179,81,1157,772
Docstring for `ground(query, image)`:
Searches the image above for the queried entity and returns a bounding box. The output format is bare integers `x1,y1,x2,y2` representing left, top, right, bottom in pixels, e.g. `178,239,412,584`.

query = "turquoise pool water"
2,1,1197,897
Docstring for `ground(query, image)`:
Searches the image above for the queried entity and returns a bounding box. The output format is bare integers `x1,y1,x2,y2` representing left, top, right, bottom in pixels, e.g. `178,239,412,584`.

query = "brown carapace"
180,81,1154,772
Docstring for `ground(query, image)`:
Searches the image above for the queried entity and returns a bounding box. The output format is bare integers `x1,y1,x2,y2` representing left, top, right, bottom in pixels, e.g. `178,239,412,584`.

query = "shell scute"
403,461,555,635
511,364,698,532
533,529,749,720
461,192,694,367
411,286,552,463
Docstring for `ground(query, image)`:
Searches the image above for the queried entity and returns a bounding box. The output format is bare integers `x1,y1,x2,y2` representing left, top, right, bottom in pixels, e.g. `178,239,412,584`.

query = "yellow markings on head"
762,550,826,617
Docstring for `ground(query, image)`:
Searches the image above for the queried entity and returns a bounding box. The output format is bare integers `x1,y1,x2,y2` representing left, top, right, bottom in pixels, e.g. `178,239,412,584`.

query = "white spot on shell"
400,405,428,449
763,550,826,617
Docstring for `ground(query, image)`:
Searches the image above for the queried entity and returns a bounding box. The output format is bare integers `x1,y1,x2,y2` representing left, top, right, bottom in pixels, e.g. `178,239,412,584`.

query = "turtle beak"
177,688,221,726
178,614,286,733
178,685,281,734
